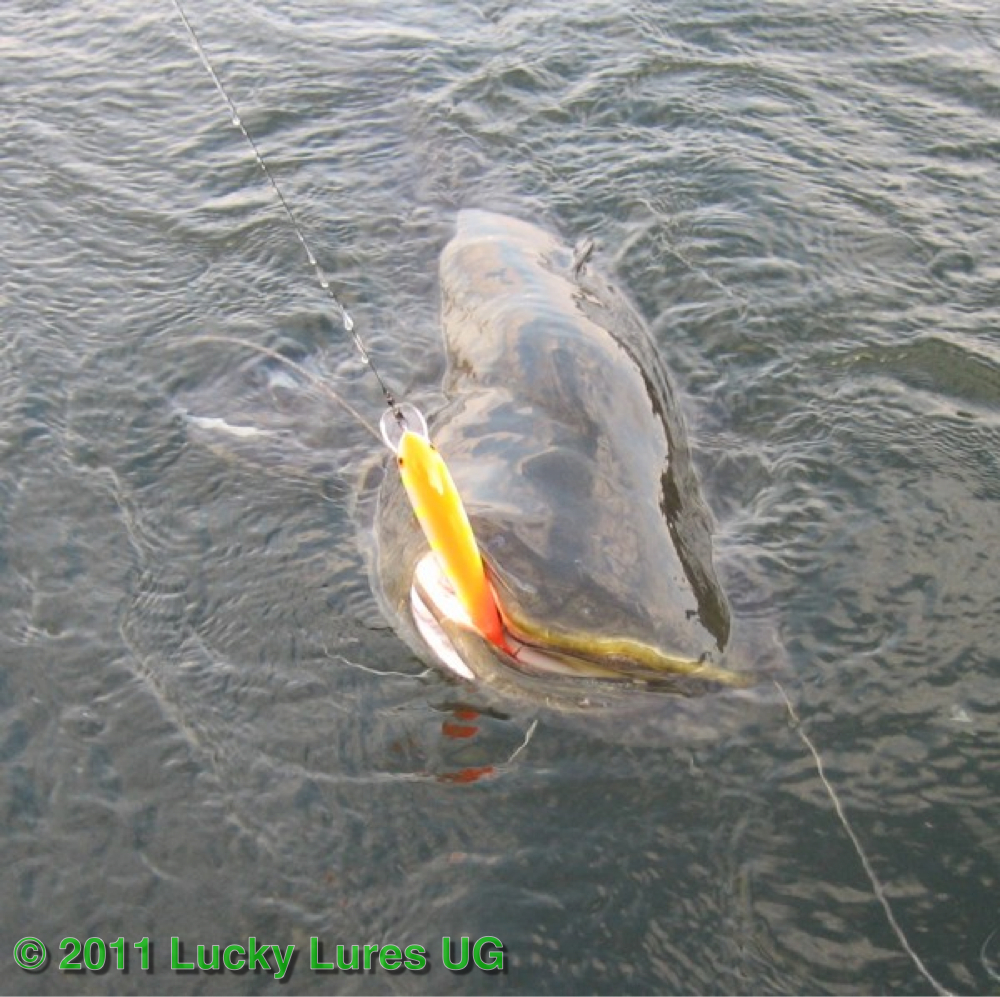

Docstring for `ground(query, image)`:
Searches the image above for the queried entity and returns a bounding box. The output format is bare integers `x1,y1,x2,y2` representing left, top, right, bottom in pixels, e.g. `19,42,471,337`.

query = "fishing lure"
380,407,508,652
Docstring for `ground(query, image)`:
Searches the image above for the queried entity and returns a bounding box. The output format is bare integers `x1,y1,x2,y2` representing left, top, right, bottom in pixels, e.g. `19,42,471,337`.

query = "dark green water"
2,1,998,993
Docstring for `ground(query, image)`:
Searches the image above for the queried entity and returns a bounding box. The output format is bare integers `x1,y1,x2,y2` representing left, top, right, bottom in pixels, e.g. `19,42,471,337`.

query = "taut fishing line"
169,0,405,428
773,680,953,997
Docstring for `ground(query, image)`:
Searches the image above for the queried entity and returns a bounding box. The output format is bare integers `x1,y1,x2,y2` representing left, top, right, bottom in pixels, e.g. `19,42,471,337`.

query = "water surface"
2,0,998,993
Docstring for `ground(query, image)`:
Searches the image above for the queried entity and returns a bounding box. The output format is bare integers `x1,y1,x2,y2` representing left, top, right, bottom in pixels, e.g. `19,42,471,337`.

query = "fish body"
374,210,764,709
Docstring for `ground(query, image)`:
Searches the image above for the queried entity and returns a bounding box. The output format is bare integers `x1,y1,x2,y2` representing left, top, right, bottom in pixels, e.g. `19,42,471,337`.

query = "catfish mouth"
410,552,752,692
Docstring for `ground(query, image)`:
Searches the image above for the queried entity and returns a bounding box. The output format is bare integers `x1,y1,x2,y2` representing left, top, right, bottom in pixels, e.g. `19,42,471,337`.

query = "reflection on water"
1,0,998,993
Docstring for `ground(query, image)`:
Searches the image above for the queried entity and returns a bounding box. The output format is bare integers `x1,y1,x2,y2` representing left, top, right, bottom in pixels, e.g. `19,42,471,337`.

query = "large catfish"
373,210,772,712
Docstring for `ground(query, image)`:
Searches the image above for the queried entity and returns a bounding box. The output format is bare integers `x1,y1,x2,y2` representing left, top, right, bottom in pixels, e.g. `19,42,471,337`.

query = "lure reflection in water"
374,210,772,710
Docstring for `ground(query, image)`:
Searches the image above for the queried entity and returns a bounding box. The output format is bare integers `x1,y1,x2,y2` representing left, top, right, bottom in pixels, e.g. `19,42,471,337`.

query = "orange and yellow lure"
382,408,508,652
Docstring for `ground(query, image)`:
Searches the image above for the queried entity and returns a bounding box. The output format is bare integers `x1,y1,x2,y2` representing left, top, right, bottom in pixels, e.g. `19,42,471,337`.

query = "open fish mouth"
410,551,753,692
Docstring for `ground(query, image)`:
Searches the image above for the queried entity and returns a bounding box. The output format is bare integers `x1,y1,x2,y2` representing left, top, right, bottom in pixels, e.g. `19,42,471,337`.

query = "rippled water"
2,0,999,993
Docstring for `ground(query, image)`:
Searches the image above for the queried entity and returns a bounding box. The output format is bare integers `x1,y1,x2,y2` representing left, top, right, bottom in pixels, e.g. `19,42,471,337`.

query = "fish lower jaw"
410,552,584,682
410,580,620,685
410,552,756,691
410,552,647,684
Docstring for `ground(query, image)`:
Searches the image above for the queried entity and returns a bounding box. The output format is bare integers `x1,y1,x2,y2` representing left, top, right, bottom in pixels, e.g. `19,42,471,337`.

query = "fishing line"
169,0,405,425
182,334,381,443
506,718,538,764
773,680,953,997
980,926,1000,984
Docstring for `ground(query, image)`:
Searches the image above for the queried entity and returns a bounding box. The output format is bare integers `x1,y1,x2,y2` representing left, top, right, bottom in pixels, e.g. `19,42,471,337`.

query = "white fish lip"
410,569,476,682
